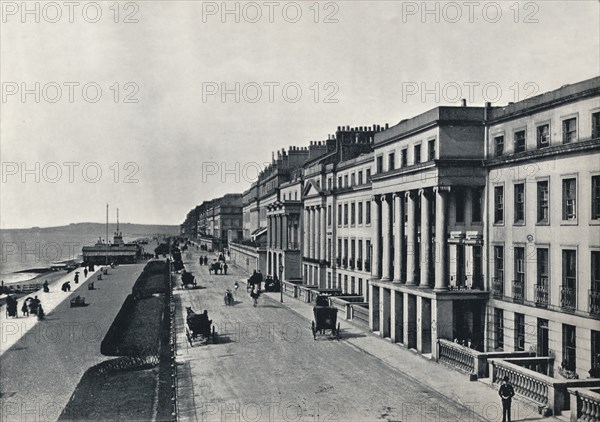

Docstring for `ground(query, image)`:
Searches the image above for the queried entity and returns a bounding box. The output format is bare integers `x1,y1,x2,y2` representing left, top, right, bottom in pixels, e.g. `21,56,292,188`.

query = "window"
358,171,363,185
344,175,348,187
351,203,356,225
562,250,577,311
327,205,332,226
563,117,577,144
494,245,504,283
428,139,436,161
562,324,576,371
591,251,600,293
358,202,363,224
455,189,465,224
351,173,355,186
350,276,355,294
514,247,525,302
337,239,342,261
515,313,525,351
376,156,384,173
514,183,525,224
537,181,549,223
365,240,371,265
514,130,526,153
358,239,363,261
537,124,550,148
365,201,371,224
562,178,577,221
401,149,407,167
537,248,549,306
593,112,600,139
344,239,348,260
366,169,371,181
337,204,342,226
494,309,504,350
472,188,482,223
327,178,332,190
344,204,349,225
414,145,421,164
592,176,600,220
388,152,395,171
350,239,355,263
495,135,505,156
358,278,363,296
494,186,504,224
337,176,342,188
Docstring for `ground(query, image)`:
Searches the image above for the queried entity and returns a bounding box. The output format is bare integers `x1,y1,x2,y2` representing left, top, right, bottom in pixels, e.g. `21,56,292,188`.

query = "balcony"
534,282,549,308
512,279,524,303
342,258,348,268
560,285,576,312
336,257,341,267
589,290,600,317
492,277,504,299
356,260,362,271
364,260,371,272
349,259,355,270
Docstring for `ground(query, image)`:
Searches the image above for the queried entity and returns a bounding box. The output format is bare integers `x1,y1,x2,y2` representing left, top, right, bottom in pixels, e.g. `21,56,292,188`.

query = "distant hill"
2,222,180,237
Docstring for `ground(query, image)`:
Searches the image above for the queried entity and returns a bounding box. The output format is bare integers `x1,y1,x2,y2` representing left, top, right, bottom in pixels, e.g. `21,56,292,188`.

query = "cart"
185,308,217,346
311,295,340,340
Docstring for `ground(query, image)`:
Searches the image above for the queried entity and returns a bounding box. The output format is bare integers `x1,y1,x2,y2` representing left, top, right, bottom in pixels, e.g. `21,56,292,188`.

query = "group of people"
5,295,45,320
198,256,210,265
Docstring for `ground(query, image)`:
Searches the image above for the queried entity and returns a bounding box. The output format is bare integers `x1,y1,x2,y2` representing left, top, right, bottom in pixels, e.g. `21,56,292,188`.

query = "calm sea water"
0,229,150,283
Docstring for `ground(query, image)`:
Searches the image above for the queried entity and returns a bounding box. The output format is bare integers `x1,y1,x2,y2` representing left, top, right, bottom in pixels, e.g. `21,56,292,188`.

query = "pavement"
0,267,104,356
0,262,147,422
174,248,556,422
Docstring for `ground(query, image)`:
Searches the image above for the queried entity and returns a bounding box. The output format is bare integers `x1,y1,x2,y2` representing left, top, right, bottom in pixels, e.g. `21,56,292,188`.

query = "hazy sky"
1,0,599,228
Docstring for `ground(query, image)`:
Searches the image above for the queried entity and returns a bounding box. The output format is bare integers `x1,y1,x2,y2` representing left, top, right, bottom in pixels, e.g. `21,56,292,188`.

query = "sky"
1,0,599,228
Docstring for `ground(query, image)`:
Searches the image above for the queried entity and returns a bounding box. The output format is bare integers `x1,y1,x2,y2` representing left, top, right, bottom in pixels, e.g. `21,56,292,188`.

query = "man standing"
499,375,515,422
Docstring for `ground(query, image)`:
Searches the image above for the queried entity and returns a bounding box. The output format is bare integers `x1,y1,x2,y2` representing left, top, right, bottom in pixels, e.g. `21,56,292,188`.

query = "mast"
106,203,109,266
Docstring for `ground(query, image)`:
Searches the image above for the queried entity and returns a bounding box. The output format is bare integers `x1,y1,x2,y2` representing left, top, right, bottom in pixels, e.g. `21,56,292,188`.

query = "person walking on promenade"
43,280,50,293
223,263,228,275
21,298,30,317
84,268,88,278
37,304,45,321
499,375,515,422
74,273,79,284
6,295,18,318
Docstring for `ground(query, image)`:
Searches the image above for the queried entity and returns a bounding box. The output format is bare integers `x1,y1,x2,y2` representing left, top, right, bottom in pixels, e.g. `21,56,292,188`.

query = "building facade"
486,77,600,377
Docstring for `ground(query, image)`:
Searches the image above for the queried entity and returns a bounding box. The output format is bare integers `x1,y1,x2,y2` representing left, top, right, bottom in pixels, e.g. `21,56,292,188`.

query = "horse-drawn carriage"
181,271,197,288
311,295,340,340
185,307,217,346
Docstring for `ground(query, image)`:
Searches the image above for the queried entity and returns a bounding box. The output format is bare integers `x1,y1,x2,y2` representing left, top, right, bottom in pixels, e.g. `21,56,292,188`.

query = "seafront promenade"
0,263,146,421
0,267,103,356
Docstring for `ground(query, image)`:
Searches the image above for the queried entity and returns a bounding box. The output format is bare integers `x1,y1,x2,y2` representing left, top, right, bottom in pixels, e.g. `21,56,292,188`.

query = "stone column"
371,195,381,278
282,214,288,250
303,208,309,257
434,187,450,291
309,207,316,259
381,194,392,281
419,189,431,288
267,216,272,248
320,205,326,261
393,192,404,283
406,191,418,285
315,207,320,259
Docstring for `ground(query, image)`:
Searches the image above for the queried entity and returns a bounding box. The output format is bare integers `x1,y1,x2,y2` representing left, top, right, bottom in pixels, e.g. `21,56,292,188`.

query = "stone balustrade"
350,303,369,327
568,387,600,421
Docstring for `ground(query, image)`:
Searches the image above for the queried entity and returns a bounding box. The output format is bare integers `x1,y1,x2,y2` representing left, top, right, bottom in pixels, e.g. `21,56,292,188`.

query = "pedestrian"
43,280,50,293
84,268,88,278
62,281,71,292
37,304,45,321
223,263,228,275
6,295,18,318
498,375,515,422
21,299,29,317
74,273,79,284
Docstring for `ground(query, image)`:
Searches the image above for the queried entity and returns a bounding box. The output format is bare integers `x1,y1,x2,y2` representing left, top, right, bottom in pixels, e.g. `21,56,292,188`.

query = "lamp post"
278,263,284,303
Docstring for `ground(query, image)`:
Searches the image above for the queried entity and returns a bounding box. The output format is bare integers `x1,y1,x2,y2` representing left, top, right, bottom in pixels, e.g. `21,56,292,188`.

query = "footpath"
235,272,558,422
0,266,104,356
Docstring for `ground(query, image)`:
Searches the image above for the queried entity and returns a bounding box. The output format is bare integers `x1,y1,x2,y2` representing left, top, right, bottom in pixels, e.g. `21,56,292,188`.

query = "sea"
0,228,149,284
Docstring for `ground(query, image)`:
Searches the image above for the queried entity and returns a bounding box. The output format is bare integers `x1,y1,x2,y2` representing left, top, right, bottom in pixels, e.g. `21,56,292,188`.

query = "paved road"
174,250,490,422
0,263,146,422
